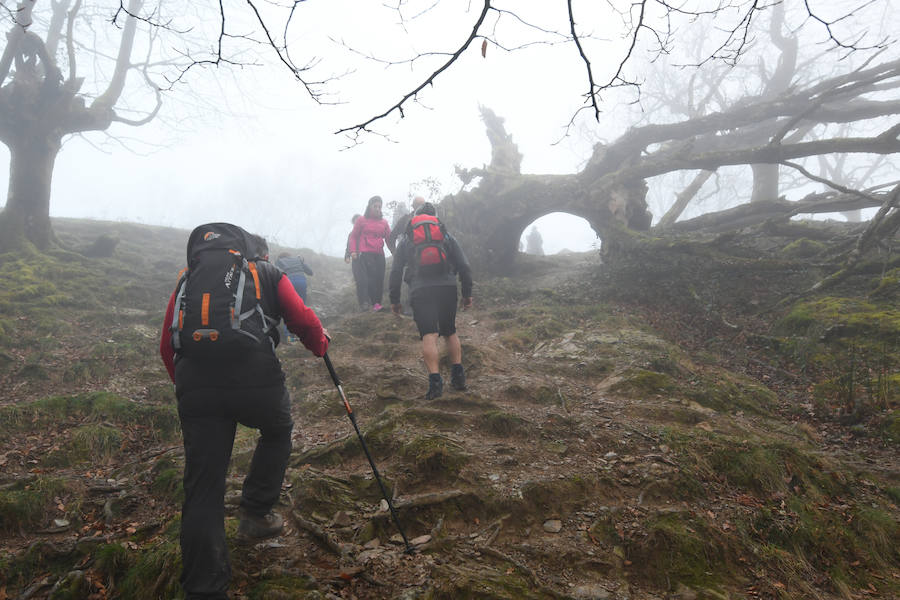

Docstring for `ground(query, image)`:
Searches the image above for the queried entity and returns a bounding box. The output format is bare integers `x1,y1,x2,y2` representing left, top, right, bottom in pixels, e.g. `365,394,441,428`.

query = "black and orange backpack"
169,223,278,358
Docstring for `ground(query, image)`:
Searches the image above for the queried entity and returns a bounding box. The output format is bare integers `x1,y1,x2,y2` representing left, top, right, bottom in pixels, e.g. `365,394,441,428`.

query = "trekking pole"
322,352,414,553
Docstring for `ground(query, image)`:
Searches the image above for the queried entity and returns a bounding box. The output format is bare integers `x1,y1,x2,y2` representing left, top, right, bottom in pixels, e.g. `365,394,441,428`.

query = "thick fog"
1,1,897,256
0,3,614,256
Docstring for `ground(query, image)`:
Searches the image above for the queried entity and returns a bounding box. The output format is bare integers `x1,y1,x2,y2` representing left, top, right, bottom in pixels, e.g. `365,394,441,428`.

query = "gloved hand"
460,296,473,310
316,328,330,357
391,304,402,315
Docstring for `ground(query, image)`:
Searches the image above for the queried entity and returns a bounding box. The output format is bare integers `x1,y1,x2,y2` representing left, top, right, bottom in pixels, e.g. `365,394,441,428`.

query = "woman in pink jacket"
348,195,392,311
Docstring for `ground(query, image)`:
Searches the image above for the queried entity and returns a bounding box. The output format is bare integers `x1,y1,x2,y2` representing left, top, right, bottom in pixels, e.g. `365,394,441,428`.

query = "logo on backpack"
170,223,277,358
409,214,449,277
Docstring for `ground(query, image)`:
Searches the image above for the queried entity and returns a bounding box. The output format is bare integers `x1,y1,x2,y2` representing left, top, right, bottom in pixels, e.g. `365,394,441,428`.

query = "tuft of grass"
627,512,729,589
110,519,182,600
0,391,179,441
0,477,70,533
149,456,184,503
44,424,123,467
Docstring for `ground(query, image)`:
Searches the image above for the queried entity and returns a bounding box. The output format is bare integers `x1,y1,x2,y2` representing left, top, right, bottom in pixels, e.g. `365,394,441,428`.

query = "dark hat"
416,202,436,216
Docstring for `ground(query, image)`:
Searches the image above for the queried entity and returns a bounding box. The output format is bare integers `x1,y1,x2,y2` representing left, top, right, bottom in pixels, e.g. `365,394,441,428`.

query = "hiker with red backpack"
347,195,392,311
158,223,329,600
389,202,473,399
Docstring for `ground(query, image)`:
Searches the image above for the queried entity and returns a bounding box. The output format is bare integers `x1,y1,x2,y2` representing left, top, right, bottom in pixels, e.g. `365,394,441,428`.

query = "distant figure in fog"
275,253,313,304
345,214,367,310
387,196,425,254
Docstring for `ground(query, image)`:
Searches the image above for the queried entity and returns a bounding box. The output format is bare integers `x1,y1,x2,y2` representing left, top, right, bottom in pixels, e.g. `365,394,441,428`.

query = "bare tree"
0,0,329,252
0,0,147,249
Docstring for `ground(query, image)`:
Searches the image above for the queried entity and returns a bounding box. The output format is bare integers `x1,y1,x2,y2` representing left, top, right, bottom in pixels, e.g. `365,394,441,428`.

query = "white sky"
0,1,613,256
1,1,895,256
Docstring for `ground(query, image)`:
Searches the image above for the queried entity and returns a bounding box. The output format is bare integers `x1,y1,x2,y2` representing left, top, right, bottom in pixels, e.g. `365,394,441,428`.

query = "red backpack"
408,214,449,277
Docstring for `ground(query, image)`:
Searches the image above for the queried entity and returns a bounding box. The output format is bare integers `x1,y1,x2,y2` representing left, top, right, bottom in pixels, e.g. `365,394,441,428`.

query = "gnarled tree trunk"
0,133,61,250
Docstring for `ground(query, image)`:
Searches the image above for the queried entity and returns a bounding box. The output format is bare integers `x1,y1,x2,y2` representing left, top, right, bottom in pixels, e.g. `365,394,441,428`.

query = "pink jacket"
348,216,391,254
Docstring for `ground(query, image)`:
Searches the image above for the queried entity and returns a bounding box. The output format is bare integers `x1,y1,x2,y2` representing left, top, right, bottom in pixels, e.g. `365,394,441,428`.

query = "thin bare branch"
335,0,492,139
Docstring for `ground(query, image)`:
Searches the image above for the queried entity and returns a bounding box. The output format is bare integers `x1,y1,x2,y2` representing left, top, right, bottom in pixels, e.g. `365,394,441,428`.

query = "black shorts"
411,285,458,338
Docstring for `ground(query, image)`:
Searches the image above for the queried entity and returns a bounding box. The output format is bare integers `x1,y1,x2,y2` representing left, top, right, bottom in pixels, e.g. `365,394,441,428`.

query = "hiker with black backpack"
158,223,329,600
389,202,473,399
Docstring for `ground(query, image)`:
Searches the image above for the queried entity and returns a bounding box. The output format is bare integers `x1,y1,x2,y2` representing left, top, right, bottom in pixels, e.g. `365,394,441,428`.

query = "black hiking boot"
425,373,443,400
450,363,467,391
237,509,284,540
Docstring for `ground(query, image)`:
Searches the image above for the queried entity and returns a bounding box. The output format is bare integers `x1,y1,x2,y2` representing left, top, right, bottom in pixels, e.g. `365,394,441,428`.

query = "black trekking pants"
359,251,386,306
351,258,368,308
177,384,293,599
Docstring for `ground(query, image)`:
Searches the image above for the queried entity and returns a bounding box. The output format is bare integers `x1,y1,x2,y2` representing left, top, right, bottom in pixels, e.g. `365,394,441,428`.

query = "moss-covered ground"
0,218,897,599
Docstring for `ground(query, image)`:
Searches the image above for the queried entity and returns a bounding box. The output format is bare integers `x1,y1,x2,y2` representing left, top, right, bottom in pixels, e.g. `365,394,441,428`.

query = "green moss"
751,499,899,590
150,457,184,503
289,470,366,516
115,533,181,600
779,297,900,340
0,477,70,532
885,486,900,504
0,392,179,440
780,238,826,259
519,476,600,512
710,446,786,496
627,512,727,588
47,570,91,599
611,368,675,394
44,424,123,467
400,435,469,480
247,574,319,599
477,411,532,437
426,563,548,599
879,410,900,444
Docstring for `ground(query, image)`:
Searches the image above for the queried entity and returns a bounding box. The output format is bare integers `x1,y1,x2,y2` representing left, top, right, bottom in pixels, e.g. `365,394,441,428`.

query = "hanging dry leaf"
481,39,487,58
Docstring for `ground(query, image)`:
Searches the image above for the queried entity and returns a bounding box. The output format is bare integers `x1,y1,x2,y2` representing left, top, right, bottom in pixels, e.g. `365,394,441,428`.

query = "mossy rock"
0,477,71,533
610,368,675,394
477,411,533,437
399,434,469,480
293,416,400,467
403,407,468,430
519,475,603,513
780,238,826,258
289,470,372,516
625,512,729,589
502,383,563,406
684,375,775,415
778,296,900,342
